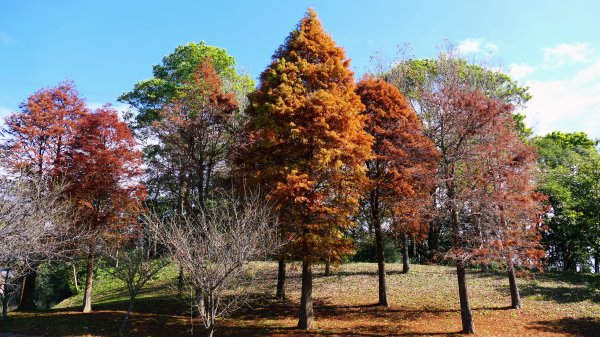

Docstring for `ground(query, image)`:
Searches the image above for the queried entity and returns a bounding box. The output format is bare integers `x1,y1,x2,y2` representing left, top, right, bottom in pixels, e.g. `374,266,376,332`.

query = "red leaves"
1,82,145,245
1,81,88,177
66,106,145,237
357,76,438,239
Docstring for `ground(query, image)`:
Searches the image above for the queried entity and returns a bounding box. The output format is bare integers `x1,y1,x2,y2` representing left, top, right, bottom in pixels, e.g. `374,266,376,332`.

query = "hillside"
1,262,599,336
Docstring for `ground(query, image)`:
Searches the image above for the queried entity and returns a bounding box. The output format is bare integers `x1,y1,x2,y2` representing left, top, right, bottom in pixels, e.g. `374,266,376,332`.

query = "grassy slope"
0,262,598,336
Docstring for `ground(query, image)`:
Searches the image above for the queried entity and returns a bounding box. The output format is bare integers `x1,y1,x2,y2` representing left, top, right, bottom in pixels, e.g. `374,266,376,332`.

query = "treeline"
0,8,598,337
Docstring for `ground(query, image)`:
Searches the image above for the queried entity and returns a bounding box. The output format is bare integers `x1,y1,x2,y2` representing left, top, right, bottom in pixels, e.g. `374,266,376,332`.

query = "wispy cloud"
0,32,15,45
508,63,536,80
457,38,498,56
542,42,595,68
524,58,600,139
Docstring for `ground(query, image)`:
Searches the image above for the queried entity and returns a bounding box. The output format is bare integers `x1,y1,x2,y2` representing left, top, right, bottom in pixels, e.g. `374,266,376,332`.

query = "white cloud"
508,63,536,80
523,58,600,139
457,38,498,55
542,42,595,67
0,32,15,45
88,102,132,120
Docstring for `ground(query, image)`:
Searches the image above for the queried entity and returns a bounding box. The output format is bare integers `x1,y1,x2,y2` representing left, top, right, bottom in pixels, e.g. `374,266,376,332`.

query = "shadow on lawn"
0,296,508,337
527,317,600,337
520,283,600,304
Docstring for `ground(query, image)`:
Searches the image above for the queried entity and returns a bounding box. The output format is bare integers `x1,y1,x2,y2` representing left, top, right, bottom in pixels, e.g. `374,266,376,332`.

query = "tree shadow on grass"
520,283,600,304
527,317,600,337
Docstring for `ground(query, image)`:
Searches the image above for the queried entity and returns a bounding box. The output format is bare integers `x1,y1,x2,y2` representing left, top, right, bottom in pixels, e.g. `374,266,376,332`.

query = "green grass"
0,262,599,336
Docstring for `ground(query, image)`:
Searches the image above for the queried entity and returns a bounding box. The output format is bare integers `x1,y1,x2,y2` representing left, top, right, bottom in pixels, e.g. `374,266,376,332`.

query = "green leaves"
535,132,600,270
119,41,254,129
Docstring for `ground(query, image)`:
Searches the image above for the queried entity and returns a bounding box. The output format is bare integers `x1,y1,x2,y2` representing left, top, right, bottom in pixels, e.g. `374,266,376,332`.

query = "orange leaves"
238,9,371,262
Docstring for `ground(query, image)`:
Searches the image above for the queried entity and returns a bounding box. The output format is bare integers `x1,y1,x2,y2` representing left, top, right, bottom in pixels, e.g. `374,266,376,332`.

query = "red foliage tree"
356,76,438,306
0,81,88,310
467,112,546,309
422,83,515,333
65,106,146,313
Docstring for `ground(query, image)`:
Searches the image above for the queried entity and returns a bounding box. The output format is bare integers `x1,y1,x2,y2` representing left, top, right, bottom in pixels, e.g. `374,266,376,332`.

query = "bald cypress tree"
237,9,371,329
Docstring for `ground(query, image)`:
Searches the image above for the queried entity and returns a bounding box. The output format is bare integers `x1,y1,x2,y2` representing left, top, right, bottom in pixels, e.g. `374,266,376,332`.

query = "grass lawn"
0,262,598,336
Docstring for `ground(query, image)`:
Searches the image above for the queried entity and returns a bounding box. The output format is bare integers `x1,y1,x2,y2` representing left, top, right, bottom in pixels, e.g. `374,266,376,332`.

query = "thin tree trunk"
297,259,314,330
324,260,331,277
412,234,417,257
2,269,8,320
193,288,206,318
402,234,410,274
372,190,388,306
205,324,214,337
72,264,79,292
507,260,522,309
373,224,389,307
82,254,95,313
1,298,6,320
178,265,184,292
276,257,286,300
447,182,475,334
428,221,439,261
203,293,214,337
119,295,135,336
595,254,599,274
18,268,37,311
457,261,474,334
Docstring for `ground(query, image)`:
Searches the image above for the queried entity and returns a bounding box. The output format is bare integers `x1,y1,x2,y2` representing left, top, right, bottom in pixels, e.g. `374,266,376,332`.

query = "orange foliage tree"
66,106,146,313
356,76,438,307
0,81,88,310
237,9,372,329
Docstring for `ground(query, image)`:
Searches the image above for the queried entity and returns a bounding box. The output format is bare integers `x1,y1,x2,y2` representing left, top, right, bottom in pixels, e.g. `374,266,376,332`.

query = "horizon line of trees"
0,8,598,337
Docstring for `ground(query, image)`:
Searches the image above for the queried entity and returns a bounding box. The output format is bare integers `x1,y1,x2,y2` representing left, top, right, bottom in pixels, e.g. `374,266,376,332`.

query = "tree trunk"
1,298,6,320
193,288,206,318
82,255,95,313
2,269,8,320
178,265,184,292
595,254,599,274
18,268,37,311
72,264,79,292
119,295,135,336
412,234,417,257
297,259,314,330
402,234,410,274
507,260,522,309
428,222,439,262
203,293,214,337
457,261,474,334
205,324,214,337
371,190,388,306
276,258,286,300
324,260,331,277
447,181,474,334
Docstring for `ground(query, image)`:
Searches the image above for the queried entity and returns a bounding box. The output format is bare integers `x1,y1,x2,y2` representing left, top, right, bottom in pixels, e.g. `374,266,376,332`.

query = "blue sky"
1,0,599,139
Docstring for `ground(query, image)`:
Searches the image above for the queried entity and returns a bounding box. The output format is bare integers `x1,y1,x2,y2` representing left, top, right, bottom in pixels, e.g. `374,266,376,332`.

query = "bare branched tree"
104,233,169,336
145,191,280,337
0,176,76,319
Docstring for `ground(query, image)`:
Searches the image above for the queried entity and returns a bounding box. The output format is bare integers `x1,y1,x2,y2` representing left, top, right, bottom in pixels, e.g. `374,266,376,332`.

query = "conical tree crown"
240,9,372,261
